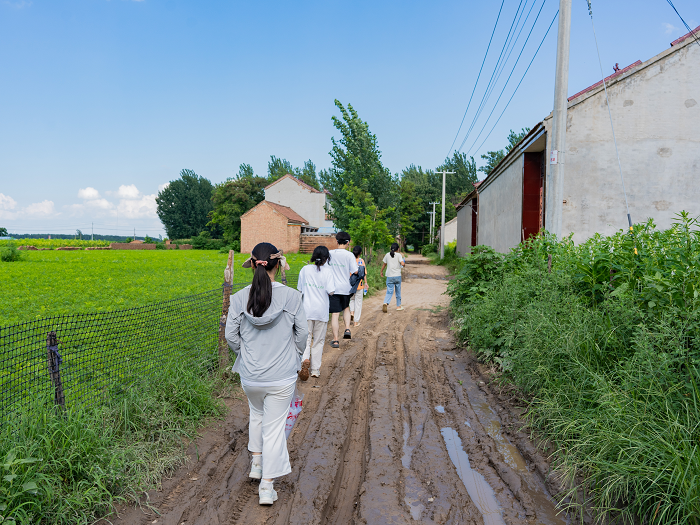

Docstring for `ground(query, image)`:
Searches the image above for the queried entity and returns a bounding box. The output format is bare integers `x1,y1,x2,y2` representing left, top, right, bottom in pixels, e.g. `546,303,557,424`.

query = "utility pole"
548,0,572,238
429,202,438,244
435,171,455,258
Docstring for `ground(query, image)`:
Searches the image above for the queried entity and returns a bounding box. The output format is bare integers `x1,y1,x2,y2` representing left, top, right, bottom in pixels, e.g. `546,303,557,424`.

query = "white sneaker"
249,457,262,480
259,485,278,505
310,369,320,378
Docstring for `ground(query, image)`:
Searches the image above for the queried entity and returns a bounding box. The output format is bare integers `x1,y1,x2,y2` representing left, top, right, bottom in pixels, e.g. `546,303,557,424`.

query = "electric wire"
456,0,527,153
466,11,558,157
585,0,632,230
446,0,506,159
665,0,700,47
462,0,549,155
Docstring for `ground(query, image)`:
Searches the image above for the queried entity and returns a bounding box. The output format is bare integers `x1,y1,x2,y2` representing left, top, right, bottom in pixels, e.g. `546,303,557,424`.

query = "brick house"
240,201,309,254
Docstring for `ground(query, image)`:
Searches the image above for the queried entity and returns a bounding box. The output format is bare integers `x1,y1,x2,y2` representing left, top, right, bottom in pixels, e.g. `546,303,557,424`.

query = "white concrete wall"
439,217,458,246
544,38,700,242
456,205,472,257
478,156,524,253
264,177,334,229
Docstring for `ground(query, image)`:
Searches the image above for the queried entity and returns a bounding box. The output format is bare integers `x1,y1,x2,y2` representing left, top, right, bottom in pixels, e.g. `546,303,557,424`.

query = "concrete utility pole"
429,202,438,243
435,171,455,258
548,0,572,238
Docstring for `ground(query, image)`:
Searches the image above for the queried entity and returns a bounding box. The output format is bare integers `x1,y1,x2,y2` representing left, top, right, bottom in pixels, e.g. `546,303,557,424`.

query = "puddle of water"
441,427,506,525
434,405,445,413
403,491,425,521
402,420,412,469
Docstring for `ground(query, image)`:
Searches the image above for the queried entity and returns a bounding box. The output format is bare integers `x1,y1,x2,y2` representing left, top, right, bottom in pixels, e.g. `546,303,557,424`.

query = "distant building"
264,174,333,230
437,217,458,247
465,25,700,254
241,200,309,254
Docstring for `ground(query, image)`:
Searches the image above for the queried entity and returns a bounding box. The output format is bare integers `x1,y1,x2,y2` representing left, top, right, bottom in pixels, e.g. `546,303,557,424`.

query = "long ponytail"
246,242,280,317
390,242,399,258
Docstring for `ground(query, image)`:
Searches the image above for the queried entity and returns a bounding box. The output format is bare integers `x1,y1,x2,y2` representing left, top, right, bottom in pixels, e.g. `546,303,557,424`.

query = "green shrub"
421,243,437,256
1,245,22,262
449,212,700,523
143,236,154,244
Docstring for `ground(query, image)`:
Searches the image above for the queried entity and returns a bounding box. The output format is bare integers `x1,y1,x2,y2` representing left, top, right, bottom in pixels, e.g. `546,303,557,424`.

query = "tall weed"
449,212,700,524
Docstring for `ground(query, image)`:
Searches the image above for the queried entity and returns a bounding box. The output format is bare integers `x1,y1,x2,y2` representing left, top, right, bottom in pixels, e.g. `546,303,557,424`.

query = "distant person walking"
381,242,405,312
297,246,335,378
349,245,367,327
225,242,308,506
327,232,358,348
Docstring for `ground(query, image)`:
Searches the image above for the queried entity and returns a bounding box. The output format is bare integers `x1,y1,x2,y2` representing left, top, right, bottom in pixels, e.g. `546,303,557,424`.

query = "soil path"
104,255,573,525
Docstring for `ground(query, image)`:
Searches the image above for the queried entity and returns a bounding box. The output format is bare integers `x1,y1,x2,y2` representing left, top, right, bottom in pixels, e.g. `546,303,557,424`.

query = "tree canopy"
478,128,530,175
156,169,215,239
268,156,320,190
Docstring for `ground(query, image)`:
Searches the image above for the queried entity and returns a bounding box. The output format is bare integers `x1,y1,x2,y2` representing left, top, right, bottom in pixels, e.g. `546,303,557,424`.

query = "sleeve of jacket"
291,291,308,355
225,292,243,358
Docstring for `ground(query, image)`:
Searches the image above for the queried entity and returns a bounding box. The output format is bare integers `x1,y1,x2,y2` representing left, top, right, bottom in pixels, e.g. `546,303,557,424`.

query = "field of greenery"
0,239,111,249
0,250,310,326
448,212,700,524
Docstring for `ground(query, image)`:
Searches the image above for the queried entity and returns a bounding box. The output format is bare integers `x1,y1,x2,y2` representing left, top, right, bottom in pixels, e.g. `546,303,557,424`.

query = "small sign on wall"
550,150,558,164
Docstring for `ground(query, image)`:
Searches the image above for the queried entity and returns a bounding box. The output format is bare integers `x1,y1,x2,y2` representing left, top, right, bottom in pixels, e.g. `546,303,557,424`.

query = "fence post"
218,250,235,370
548,254,552,274
46,331,65,410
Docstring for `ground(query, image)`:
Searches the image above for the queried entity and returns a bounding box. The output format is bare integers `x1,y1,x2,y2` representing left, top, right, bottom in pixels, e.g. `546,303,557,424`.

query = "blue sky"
0,0,696,237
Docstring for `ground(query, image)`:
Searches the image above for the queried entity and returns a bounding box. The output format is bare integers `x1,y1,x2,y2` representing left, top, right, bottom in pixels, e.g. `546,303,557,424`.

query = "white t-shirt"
297,264,336,321
383,252,405,277
327,248,359,296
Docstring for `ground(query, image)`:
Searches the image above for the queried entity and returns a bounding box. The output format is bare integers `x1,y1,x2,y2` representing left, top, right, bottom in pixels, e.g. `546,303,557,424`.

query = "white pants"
242,380,296,479
302,320,328,371
350,292,364,323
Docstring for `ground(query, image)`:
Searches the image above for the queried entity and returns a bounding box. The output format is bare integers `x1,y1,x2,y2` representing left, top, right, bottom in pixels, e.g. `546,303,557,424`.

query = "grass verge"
0,356,227,525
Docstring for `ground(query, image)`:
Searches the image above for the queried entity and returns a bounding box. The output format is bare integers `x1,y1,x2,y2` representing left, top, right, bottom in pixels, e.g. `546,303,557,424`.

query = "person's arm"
297,267,305,295
349,255,359,276
292,295,309,356
380,262,387,277
399,253,406,267
224,297,242,359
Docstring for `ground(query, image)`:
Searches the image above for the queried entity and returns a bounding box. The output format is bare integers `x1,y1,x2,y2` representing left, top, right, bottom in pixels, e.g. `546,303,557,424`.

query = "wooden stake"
547,254,552,274
46,331,65,410
218,250,235,370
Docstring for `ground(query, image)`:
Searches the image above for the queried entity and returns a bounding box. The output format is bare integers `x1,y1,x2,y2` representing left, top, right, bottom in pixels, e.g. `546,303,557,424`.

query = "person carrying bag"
225,242,308,506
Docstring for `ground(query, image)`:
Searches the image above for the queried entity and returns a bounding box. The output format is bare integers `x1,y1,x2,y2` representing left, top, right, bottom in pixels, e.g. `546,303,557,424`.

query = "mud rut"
107,258,576,525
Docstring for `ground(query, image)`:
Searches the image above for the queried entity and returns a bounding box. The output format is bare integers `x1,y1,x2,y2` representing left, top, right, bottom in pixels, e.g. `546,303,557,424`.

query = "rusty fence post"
46,331,65,410
547,254,552,274
218,250,235,370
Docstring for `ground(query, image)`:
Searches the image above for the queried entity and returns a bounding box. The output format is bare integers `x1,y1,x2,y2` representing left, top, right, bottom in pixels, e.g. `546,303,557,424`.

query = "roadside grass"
448,214,700,523
0,356,229,525
1,251,309,326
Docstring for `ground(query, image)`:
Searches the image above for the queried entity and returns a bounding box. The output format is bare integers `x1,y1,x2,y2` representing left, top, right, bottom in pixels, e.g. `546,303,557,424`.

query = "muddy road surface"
107,256,573,525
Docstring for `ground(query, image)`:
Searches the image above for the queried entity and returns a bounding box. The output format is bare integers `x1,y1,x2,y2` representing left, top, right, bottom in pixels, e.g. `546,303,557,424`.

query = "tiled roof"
671,24,700,46
568,61,642,102
265,174,322,194
263,201,309,224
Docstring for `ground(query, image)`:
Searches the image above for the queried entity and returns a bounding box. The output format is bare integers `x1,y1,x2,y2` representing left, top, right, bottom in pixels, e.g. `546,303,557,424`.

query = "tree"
478,128,530,175
398,179,423,249
267,156,321,190
0,227,8,236
321,100,398,231
156,169,215,239
436,152,478,205
208,164,268,245
343,185,394,263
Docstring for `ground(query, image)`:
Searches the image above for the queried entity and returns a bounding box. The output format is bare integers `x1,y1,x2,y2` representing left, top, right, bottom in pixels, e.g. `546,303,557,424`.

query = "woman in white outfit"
349,245,367,327
297,246,335,378
225,242,308,506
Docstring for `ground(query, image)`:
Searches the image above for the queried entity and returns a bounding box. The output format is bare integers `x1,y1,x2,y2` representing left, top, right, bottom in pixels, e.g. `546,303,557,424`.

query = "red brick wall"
109,243,192,250
241,205,297,253
299,234,337,253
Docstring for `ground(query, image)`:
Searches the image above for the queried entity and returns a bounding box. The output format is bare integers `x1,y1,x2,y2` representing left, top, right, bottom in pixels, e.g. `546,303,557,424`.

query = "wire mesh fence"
1,272,300,425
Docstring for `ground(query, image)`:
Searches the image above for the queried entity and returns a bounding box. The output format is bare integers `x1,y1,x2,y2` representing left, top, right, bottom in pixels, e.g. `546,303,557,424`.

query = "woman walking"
225,242,308,506
297,246,335,378
349,245,367,327
380,242,405,312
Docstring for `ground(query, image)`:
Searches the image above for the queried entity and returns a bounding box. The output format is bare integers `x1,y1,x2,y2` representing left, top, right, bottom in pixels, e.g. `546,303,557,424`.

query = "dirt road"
107,256,574,525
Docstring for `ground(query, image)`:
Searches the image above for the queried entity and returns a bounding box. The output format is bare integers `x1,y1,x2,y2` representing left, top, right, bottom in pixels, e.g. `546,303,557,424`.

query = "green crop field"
1,250,310,326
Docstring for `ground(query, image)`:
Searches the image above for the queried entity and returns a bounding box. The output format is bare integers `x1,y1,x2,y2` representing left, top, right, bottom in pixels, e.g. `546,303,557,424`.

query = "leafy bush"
143,236,154,244
0,245,22,262
421,243,437,256
449,213,700,523
191,231,225,250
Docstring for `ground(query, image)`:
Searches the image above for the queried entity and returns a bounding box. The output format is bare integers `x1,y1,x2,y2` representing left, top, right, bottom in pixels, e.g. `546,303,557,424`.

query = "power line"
456,0,527,153
463,0,549,155
665,0,700,47
466,10,559,157
445,0,506,160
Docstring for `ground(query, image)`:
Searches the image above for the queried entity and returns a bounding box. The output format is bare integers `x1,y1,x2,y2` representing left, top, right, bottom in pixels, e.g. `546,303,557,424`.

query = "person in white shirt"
297,246,335,378
327,231,358,348
380,242,406,312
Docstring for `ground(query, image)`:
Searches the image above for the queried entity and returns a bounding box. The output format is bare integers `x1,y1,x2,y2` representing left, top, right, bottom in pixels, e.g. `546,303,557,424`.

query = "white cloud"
24,200,55,217
118,193,158,219
0,193,18,220
78,187,101,200
117,184,140,199
663,22,680,35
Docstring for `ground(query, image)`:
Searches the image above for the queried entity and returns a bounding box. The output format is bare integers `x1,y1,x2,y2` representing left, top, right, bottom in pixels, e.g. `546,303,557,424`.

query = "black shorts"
329,294,351,313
